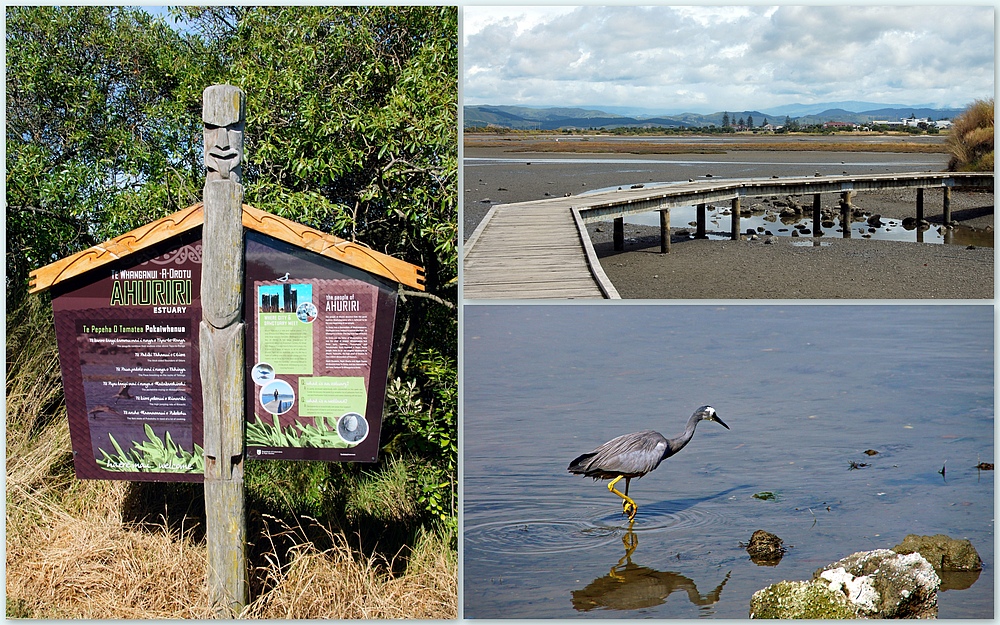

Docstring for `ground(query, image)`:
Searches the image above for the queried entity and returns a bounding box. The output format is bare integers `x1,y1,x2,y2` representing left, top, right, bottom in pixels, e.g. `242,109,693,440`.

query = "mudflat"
463,135,993,299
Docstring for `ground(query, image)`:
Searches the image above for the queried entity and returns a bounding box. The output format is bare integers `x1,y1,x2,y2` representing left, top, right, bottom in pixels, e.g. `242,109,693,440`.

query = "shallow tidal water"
615,201,993,247
462,305,993,619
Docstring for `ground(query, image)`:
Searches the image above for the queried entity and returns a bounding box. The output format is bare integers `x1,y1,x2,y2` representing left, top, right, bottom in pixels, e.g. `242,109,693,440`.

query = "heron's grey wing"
582,430,670,476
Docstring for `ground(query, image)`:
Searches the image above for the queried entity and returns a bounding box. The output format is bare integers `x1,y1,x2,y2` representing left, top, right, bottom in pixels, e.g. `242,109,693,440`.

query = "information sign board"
51,233,204,481
244,232,397,462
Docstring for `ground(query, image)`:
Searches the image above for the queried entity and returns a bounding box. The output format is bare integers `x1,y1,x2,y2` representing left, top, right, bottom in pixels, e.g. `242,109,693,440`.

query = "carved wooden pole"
201,84,247,616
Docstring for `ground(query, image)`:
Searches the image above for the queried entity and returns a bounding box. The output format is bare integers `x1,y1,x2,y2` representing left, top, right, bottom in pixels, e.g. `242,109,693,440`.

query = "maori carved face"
203,85,245,183
204,122,243,182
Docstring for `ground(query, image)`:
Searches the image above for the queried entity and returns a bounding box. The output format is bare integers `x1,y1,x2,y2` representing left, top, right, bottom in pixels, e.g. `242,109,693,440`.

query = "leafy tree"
747,114,754,129
6,6,205,307
722,112,730,128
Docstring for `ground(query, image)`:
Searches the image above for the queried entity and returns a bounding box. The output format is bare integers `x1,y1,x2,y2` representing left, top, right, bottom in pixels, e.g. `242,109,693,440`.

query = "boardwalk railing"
463,172,993,300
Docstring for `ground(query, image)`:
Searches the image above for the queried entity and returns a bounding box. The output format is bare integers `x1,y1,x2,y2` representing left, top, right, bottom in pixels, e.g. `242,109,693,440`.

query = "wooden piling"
916,188,924,223
696,203,707,239
812,194,822,235
613,217,624,251
840,190,853,238
201,84,247,617
943,186,952,225
730,197,741,240
660,209,670,254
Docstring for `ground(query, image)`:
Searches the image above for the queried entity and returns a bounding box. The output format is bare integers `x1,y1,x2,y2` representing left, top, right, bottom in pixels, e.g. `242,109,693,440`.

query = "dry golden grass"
466,135,946,154
243,522,457,619
6,299,457,619
6,481,212,619
947,99,994,172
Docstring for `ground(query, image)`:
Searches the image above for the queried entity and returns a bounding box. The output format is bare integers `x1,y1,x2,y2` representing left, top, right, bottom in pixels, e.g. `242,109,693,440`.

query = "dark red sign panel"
244,231,397,462
51,234,204,481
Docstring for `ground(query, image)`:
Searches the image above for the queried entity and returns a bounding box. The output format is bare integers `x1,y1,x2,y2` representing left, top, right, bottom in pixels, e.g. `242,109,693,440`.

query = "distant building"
823,121,857,129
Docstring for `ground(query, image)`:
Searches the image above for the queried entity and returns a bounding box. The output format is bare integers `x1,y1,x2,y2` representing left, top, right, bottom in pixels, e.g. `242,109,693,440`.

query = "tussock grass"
344,456,422,523
947,99,994,172
6,299,457,619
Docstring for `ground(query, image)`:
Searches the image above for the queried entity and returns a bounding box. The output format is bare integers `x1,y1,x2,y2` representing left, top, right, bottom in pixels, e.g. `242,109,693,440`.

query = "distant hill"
465,103,965,130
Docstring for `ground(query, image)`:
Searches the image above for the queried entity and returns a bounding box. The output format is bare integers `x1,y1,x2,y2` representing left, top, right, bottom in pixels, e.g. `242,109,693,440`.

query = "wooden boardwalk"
462,172,993,300
463,197,615,299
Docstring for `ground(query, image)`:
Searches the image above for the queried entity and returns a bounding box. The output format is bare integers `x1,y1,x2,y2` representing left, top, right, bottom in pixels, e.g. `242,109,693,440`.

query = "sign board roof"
30,203,425,294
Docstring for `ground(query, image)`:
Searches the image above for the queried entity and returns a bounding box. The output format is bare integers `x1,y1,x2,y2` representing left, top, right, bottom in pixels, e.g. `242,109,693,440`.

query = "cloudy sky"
463,5,994,114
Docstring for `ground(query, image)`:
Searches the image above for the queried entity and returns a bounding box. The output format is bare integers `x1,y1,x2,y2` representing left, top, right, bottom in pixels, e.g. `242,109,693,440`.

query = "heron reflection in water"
568,406,729,520
571,526,731,612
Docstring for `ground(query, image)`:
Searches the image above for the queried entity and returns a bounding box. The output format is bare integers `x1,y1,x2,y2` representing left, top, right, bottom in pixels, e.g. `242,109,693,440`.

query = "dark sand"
464,141,994,299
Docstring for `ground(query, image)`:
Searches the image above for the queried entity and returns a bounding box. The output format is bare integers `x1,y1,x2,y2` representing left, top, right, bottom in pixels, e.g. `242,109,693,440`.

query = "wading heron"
568,405,729,521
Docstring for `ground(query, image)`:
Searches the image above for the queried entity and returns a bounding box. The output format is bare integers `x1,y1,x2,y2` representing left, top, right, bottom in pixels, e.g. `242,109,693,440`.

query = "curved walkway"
461,172,992,300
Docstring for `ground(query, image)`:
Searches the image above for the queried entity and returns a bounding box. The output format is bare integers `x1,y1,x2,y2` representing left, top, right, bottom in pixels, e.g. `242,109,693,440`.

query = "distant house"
823,121,856,129
934,119,952,129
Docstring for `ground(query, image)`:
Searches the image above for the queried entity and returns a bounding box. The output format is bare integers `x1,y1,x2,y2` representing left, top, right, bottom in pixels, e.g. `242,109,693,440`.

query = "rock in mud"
892,534,982,572
746,529,785,564
750,549,940,619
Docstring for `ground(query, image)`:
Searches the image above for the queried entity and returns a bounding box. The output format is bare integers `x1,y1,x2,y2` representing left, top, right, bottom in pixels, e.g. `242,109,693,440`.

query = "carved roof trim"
29,203,425,293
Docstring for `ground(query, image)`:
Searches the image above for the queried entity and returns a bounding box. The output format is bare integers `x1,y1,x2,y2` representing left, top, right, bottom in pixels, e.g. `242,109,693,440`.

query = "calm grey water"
463,305,993,619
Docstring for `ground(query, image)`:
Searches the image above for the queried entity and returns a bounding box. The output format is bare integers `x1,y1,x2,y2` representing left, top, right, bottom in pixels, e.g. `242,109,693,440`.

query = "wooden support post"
696,203,707,239
659,209,670,254
730,197,741,241
915,188,925,244
942,186,952,225
840,190,853,238
201,84,247,618
812,194,822,236
613,217,624,251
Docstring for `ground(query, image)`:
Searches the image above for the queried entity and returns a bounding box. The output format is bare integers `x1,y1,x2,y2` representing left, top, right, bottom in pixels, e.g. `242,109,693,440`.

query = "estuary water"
463,305,993,619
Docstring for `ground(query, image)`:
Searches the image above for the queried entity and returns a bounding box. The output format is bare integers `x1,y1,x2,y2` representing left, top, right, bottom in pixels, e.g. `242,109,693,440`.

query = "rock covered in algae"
892,534,983,572
749,549,940,619
749,580,858,619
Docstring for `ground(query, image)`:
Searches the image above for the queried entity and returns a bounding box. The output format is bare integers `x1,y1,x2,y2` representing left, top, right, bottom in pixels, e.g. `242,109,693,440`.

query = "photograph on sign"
51,239,204,481
244,232,397,462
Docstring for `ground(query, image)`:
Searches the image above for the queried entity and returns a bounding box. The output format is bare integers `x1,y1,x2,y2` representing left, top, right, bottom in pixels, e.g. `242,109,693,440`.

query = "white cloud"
463,5,994,113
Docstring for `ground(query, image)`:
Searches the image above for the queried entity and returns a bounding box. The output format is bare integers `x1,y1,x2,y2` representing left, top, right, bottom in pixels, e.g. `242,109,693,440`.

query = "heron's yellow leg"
607,475,638,520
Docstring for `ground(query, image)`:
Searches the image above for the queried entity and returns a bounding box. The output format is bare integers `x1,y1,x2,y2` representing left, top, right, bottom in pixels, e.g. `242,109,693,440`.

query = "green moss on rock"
749,580,858,619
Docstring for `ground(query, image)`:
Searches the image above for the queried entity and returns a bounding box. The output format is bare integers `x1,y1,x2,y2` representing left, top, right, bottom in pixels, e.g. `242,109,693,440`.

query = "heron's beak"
713,415,730,429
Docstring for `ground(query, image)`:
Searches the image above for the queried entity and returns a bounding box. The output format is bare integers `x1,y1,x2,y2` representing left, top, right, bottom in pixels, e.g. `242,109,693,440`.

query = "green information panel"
299,376,367,418
258,312,313,375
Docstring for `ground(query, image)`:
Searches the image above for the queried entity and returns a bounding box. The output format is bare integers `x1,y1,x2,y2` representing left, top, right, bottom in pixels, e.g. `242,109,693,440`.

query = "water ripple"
465,499,731,556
